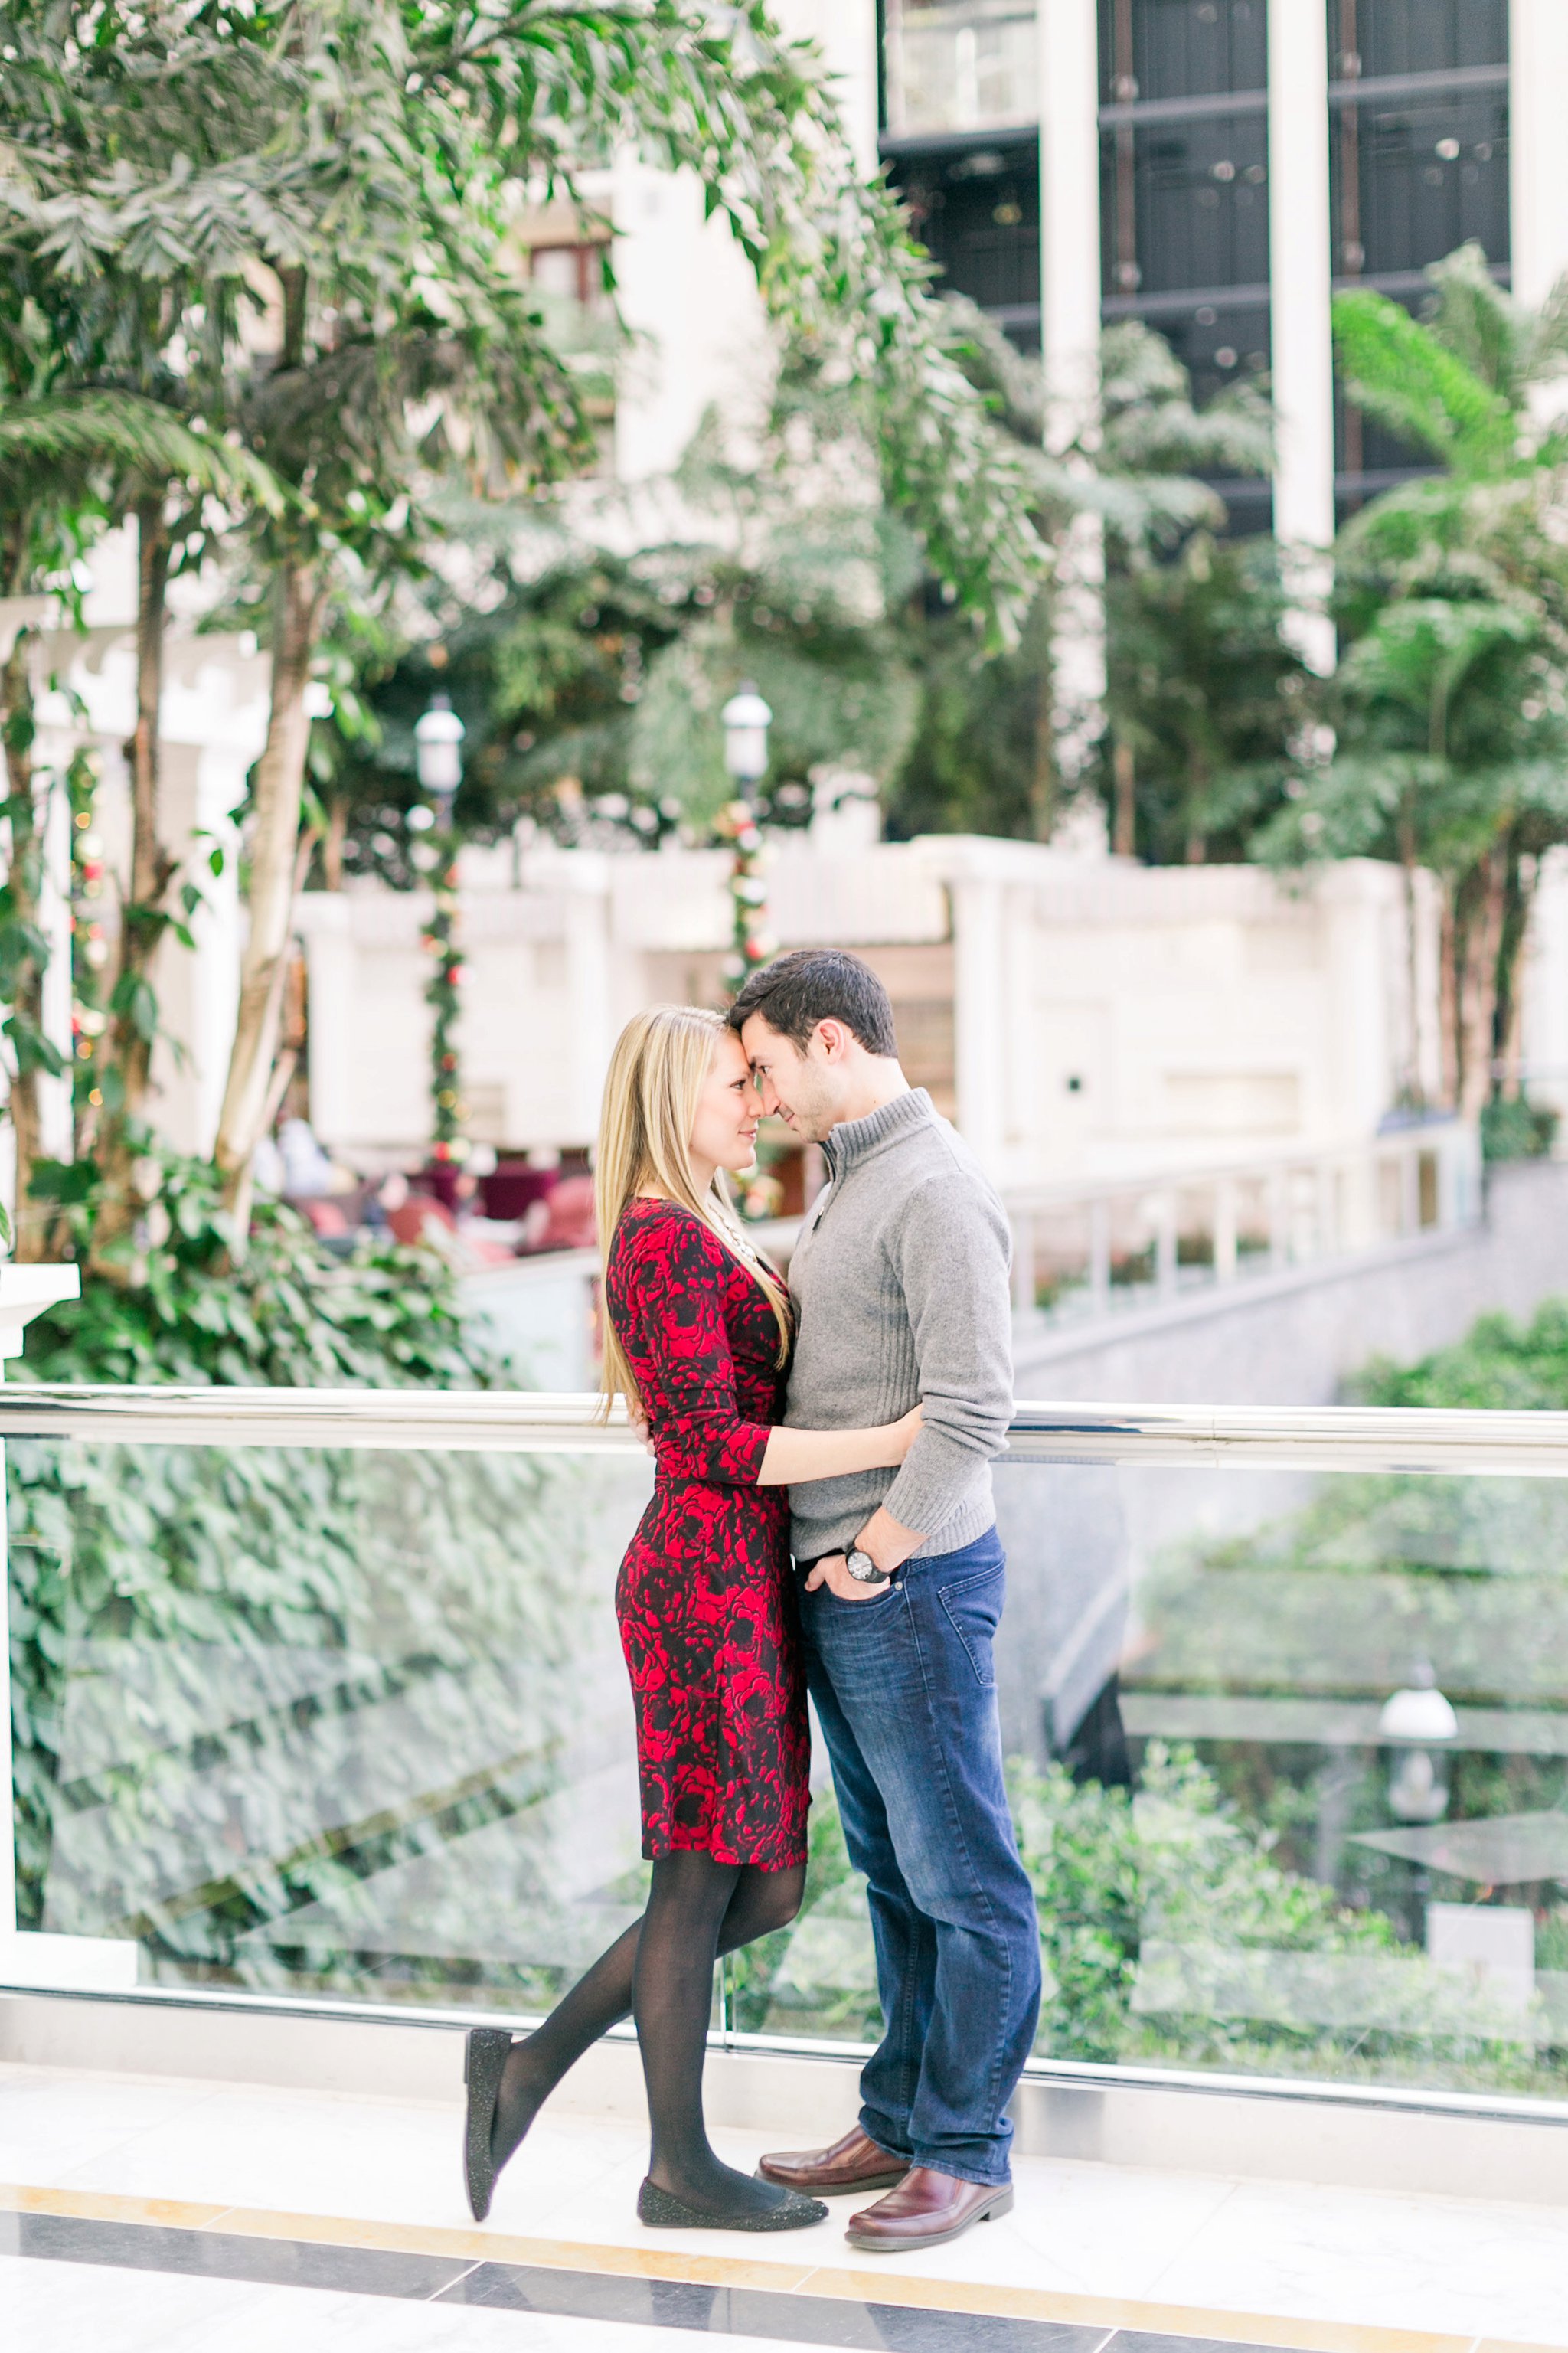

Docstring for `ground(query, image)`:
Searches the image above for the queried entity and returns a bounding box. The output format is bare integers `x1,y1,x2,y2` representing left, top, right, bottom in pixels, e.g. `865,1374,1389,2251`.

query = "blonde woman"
463,1006,920,2233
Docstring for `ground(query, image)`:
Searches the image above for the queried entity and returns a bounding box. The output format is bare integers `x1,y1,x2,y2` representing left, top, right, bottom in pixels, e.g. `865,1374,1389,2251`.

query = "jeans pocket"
937,1564,1004,1688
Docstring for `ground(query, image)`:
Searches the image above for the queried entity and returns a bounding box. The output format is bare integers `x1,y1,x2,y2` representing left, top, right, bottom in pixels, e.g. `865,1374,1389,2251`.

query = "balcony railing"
1007,1117,1480,1326
6,1384,1568,2122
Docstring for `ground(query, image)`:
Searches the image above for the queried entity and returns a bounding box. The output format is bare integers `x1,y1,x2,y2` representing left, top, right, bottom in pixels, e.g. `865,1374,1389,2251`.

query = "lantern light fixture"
414,691,465,816
720,683,772,793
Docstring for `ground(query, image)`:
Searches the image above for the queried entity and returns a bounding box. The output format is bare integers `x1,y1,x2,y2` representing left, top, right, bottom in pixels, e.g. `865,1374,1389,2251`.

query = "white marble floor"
2,2059,1566,2350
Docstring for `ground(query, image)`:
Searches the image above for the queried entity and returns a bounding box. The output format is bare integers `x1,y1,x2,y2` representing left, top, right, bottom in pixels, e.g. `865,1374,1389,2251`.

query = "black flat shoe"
463,2028,512,2221
637,2177,828,2232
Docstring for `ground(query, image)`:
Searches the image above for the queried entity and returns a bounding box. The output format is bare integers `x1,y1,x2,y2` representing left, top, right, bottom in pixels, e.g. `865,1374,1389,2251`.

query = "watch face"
848,1549,880,1581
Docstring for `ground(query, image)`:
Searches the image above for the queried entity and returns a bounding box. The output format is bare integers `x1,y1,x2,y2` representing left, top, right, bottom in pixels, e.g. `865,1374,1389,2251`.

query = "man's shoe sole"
844,2182,1014,2251
756,2164,909,2195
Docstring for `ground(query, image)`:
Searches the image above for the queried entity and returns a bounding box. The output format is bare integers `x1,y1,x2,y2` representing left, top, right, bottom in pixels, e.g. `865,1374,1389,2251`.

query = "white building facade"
297,833,1443,1191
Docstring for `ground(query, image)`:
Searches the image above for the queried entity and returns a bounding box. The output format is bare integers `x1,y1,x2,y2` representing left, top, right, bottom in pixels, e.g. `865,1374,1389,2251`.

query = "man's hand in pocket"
805,1553,890,1603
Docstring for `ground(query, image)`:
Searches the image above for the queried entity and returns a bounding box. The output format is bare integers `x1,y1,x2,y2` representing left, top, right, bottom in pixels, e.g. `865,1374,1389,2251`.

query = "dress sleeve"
626,1214,773,1485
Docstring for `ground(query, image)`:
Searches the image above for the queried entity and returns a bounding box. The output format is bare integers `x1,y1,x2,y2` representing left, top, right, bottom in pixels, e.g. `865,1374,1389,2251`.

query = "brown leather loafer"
756,2124,910,2196
845,2165,1014,2251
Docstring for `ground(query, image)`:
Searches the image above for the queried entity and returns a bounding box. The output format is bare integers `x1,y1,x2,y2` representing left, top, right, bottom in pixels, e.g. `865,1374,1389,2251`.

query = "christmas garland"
421,832,468,1165
717,797,775,995
68,750,109,1139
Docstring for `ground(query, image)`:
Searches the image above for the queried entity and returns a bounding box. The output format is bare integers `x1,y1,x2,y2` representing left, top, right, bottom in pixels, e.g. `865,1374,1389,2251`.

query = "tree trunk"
322,796,348,891
0,626,47,1258
1491,834,1534,1103
1184,764,1207,864
1112,738,1135,858
88,499,175,1278
1396,796,1424,1107
214,555,322,1234
1457,845,1508,1123
1436,887,1460,1113
1029,591,1057,844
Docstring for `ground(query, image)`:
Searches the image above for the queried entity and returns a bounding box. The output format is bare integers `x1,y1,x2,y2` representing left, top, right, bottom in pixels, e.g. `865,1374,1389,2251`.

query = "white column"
776,0,879,177
1213,1177,1239,1281
951,871,1009,1178
1511,0,1568,309
1038,0,1109,828
1267,0,1336,675
1039,0,1102,442
149,742,244,1159
560,860,616,1145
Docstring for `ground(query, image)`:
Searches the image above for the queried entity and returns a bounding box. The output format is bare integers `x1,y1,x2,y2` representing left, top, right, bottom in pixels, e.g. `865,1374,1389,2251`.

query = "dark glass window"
1344,90,1509,280
1331,86,1508,289
1157,297,1272,410
1102,113,1269,299
1100,0,1266,106
1331,0,1507,84
889,139,1041,344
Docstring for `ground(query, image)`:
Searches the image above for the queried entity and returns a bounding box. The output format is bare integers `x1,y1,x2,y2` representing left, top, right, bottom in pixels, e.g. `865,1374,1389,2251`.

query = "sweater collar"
822,1087,934,1178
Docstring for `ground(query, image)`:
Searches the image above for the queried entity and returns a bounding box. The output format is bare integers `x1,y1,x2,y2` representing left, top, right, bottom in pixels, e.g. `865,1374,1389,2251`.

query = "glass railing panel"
11,1400,1568,2108
8,1432,662,2014
998,1454,1568,2096
731,1452,1568,2095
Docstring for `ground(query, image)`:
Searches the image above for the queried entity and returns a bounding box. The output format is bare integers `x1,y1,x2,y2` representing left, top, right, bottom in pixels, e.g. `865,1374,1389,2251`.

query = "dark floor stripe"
0,2207,1298,2353
438,2260,1100,2349
0,2211,473,2300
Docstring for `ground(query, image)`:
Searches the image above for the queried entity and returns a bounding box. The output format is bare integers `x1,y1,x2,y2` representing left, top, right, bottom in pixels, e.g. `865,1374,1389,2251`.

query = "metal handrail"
2,1383,1568,1475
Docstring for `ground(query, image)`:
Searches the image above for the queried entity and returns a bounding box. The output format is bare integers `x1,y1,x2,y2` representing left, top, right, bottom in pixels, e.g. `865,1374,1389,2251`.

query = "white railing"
1004,1118,1481,1324
445,1132,1482,1381
0,1384,1563,1474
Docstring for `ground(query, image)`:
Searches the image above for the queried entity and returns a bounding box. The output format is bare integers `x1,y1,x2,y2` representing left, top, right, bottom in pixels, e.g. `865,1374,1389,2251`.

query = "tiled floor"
2,2059,1566,2351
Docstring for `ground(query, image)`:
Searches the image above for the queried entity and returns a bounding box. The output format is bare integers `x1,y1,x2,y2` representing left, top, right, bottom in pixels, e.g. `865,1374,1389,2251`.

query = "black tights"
492,1851,805,2217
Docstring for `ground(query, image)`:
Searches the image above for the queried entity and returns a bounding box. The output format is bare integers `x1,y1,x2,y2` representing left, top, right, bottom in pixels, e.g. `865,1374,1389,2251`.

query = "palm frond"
1423,242,1524,402
1332,288,1516,473
0,392,284,512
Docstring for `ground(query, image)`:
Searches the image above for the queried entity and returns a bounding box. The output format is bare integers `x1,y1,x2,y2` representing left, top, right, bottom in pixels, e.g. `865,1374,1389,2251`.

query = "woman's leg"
635,1850,801,2218
490,1859,805,2175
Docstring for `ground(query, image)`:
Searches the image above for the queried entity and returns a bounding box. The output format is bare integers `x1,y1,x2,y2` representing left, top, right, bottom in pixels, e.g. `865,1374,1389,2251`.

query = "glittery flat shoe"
462,2028,512,2221
636,2177,828,2232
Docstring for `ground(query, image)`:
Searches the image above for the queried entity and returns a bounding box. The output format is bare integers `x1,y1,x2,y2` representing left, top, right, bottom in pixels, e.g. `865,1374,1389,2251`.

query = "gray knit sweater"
783,1087,1014,1563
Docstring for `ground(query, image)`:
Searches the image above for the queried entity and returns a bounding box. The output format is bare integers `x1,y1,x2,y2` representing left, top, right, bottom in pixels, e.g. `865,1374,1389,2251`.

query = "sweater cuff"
880,1436,974,1542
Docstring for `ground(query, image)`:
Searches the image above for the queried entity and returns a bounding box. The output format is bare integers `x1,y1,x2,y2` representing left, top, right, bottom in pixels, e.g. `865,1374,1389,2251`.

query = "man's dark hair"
729,949,898,1057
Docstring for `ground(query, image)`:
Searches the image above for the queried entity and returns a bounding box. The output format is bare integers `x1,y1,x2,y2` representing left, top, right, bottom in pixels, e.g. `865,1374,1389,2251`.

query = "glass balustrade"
7,1391,1568,2110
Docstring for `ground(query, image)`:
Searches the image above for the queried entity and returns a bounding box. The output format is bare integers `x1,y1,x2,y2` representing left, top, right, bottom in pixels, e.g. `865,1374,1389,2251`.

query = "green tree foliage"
1,0,1045,1232
311,387,924,870
1102,533,1309,865
886,315,1285,849
1349,1296,1568,1411
0,6,286,1262
1260,247,1568,1117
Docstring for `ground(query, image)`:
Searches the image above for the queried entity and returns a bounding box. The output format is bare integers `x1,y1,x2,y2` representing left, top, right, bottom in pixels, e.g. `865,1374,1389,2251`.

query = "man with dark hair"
730,949,1040,2255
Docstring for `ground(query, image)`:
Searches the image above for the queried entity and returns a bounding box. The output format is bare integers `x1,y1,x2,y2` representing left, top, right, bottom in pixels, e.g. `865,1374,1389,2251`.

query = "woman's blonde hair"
595,1004,791,1412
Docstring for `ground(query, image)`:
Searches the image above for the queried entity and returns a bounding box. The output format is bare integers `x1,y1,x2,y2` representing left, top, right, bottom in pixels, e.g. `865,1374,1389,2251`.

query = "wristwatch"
846,1546,890,1586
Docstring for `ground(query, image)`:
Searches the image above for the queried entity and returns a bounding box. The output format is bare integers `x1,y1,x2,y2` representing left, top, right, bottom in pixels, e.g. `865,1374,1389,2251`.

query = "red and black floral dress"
605,1197,809,1871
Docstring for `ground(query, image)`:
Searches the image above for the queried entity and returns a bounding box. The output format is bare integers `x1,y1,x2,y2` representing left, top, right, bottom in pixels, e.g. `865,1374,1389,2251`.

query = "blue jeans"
798,1526,1041,2188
